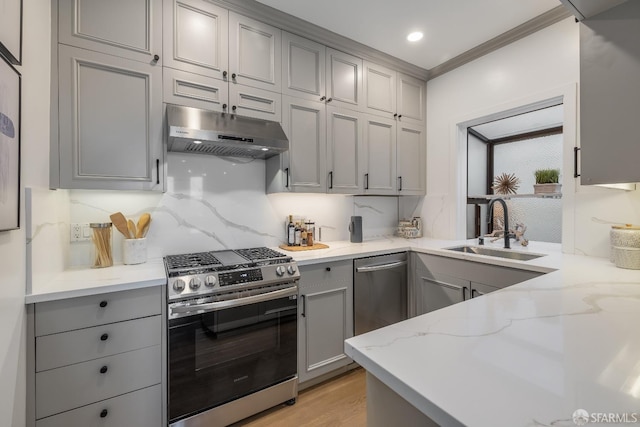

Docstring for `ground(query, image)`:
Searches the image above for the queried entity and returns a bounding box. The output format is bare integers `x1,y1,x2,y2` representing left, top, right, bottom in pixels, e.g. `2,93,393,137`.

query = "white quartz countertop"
344,245,640,426
25,258,167,303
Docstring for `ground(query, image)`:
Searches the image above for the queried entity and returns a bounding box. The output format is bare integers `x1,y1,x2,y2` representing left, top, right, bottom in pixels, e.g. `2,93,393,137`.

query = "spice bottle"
90,223,113,268
287,215,295,246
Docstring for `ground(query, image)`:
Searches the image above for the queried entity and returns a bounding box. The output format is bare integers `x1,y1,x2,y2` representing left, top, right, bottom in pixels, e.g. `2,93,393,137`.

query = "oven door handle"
170,286,298,315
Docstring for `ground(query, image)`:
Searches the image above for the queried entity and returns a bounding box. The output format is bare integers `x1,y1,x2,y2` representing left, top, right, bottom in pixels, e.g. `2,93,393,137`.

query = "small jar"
90,223,113,268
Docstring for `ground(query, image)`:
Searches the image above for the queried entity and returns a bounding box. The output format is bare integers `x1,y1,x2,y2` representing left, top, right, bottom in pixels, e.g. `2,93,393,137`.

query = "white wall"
423,17,640,258
0,3,66,426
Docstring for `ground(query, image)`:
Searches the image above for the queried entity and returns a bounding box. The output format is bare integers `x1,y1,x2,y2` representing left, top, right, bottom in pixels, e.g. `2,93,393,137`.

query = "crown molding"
218,0,429,80
428,5,572,80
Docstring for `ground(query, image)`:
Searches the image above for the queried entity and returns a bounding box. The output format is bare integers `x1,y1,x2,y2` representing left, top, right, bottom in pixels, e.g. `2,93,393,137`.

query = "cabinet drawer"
36,315,161,372
35,345,161,419
36,384,161,427
299,259,352,292
163,67,228,111
35,287,161,336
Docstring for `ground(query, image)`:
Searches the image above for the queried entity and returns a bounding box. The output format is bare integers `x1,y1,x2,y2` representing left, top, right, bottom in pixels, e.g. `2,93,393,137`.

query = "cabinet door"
326,48,362,111
228,12,281,92
363,61,396,119
397,123,425,195
298,260,353,384
58,0,162,65
363,115,396,195
470,282,500,299
58,45,164,191
281,96,326,193
229,84,282,122
282,32,326,102
163,67,229,111
397,72,425,125
416,272,467,316
162,0,228,81
326,106,363,194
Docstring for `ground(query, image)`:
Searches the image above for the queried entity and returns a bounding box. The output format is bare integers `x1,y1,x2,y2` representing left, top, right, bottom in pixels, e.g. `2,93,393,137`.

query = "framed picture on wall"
0,0,23,65
0,53,21,231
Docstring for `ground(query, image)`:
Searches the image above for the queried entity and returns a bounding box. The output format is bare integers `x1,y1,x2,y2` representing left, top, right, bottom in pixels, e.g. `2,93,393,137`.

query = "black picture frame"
0,53,21,231
0,0,23,65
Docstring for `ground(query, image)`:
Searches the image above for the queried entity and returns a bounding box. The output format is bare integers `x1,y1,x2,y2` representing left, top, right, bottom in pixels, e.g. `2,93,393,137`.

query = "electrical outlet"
70,223,91,242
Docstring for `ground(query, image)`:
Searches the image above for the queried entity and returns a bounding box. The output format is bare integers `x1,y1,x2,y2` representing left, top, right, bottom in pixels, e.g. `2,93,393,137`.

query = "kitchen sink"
446,245,545,261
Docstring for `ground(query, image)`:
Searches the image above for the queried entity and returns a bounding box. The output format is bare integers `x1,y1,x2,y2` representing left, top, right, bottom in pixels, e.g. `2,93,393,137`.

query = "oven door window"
168,295,297,423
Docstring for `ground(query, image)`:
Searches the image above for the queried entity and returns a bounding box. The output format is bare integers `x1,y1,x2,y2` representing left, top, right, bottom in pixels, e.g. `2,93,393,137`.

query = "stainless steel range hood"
166,104,288,159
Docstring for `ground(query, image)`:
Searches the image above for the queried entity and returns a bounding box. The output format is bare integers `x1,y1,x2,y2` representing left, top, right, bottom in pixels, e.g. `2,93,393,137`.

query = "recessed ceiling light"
193,140,202,144
261,147,269,151
407,32,423,42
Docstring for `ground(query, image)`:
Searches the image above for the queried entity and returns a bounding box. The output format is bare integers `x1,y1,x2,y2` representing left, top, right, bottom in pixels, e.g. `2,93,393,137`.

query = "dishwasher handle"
355,260,407,273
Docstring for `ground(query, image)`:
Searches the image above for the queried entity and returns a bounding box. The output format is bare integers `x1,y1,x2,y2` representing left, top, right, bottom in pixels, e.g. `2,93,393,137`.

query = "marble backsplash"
61,153,400,267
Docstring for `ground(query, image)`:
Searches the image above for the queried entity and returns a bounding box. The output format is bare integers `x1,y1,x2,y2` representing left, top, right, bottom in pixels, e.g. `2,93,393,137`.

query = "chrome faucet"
487,198,510,249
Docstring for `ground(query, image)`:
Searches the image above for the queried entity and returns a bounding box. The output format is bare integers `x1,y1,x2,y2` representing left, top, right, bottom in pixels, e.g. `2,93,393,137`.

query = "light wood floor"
233,368,366,427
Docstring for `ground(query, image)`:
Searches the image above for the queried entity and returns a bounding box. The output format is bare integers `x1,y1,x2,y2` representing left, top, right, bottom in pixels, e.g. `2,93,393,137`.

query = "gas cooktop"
164,247,298,301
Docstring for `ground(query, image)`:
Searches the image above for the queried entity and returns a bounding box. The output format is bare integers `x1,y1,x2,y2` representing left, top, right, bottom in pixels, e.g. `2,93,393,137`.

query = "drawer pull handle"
99,300,108,308
100,365,108,374
100,409,108,418
100,333,109,341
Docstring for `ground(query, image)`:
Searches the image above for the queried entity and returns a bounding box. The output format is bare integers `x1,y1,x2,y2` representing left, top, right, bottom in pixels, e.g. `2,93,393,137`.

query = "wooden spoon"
136,213,151,238
127,219,137,240
110,212,131,238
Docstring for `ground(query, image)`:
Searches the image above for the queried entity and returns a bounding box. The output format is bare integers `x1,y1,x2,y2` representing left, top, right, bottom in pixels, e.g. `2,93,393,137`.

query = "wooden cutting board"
279,243,329,251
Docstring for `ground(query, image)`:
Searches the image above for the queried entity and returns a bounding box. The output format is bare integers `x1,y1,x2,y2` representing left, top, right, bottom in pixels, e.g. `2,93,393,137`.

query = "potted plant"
533,168,561,194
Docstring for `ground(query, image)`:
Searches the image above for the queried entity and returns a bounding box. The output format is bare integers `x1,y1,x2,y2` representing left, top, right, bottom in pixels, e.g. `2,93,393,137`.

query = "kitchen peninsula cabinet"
298,260,354,384
412,253,542,316
28,286,164,427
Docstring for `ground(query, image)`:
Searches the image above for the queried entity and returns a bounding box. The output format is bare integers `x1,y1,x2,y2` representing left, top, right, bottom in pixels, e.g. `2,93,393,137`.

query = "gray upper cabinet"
163,67,229,112
269,96,326,193
363,61,396,119
57,45,164,190
326,107,363,194
363,115,397,195
326,48,362,111
228,84,282,122
58,0,162,65
282,32,326,102
228,12,281,93
397,72,425,125
397,123,425,195
162,0,228,80
579,1,640,185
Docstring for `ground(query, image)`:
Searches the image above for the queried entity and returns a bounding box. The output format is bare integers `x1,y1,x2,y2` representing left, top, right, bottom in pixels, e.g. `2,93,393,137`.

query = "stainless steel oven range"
165,247,300,427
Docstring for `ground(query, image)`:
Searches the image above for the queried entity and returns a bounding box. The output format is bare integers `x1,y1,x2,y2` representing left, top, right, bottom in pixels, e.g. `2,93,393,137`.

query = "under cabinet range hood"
166,104,288,159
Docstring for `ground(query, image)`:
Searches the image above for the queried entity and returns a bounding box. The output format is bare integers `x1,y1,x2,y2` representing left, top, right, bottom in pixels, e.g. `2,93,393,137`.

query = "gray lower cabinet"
30,286,164,426
413,253,542,316
55,44,164,191
298,260,353,384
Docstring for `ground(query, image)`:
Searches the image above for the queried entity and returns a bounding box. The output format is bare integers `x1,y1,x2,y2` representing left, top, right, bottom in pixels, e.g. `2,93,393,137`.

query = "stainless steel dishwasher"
354,252,408,335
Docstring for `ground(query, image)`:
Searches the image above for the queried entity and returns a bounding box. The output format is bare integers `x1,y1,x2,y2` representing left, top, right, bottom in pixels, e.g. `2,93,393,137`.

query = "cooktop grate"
165,252,222,270
235,247,289,262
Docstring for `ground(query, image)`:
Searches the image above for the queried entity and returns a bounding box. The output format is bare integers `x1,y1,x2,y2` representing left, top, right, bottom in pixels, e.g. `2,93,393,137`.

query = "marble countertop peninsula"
344,245,640,426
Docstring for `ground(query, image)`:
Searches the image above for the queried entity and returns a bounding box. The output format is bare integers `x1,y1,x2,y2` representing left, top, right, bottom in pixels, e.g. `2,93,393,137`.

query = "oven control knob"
287,265,297,275
204,275,217,287
173,279,186,292
276,266,286,276
189,277,202,290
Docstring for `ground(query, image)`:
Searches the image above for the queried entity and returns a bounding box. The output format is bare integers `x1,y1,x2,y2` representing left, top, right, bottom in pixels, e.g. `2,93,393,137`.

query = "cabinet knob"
99,300,108,308
393,113,398,118
326,267,331,272
223,70,228,78
222,103,227,110
232,105,237,111
100,409,108,418
153,54,160,62
398,114,402,118
231,73,237,79
100,333,109,341
320,96,326,101
100,365,108,374
326,98,333,103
